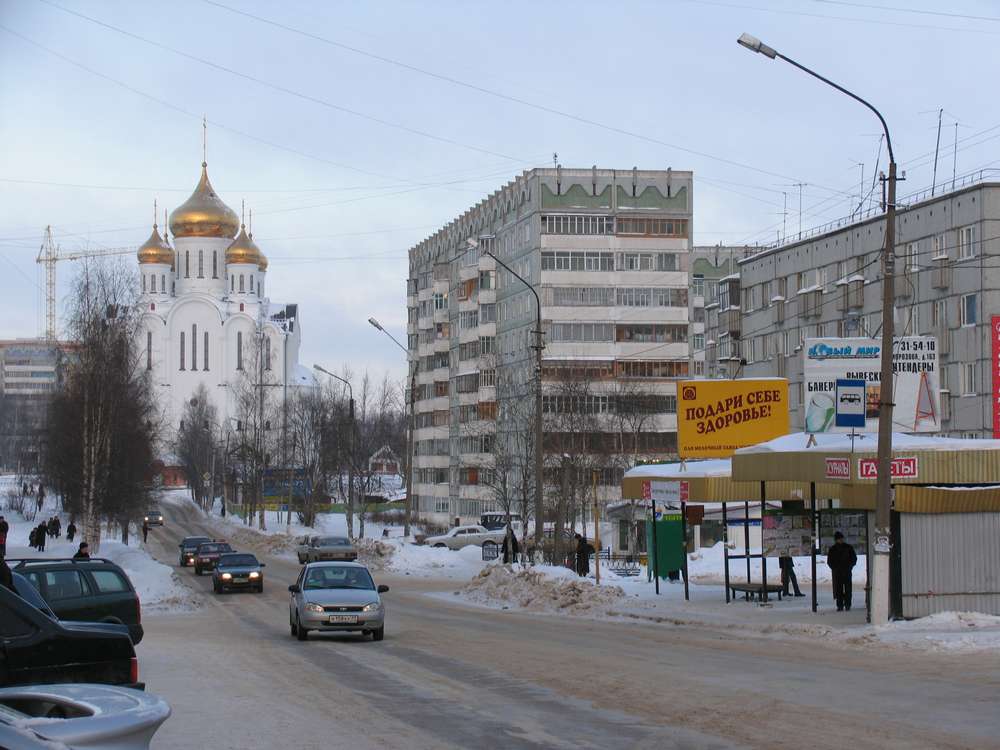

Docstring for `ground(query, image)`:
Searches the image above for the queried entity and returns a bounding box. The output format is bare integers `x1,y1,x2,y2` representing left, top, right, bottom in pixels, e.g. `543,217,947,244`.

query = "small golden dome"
137,224,174,265
226,224,262,266
168,163,239,239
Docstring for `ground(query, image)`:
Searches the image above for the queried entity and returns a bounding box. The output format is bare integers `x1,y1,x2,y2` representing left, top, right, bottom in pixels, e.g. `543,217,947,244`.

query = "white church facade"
136,160,312,436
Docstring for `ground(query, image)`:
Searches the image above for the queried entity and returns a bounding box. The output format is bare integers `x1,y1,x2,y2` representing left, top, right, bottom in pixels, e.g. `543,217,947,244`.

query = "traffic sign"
835,378,866,428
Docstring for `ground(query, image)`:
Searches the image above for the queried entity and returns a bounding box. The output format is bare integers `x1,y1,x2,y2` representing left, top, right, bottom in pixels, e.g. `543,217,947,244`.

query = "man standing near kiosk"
827,531,858,611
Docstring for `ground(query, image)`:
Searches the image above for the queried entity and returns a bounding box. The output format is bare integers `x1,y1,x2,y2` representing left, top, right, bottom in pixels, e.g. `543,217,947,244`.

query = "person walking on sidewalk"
0,515,8,557
574,533,594,577
73,542,90,560
827,531,858,611
66,521,77,543
142,521,150,544
779,555,805,597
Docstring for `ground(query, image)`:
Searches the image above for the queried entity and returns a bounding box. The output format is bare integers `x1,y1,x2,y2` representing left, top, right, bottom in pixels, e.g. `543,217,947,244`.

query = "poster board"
803,337,939,433
762,511,814,558
646,515,684,578
677,379,790,457
819,510,868,555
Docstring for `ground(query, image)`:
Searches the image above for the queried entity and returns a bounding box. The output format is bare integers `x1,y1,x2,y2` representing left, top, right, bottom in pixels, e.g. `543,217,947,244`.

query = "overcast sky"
2,0,999,381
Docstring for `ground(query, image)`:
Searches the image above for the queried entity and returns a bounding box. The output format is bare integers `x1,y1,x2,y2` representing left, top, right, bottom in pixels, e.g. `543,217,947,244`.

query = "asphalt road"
140,502,1000,750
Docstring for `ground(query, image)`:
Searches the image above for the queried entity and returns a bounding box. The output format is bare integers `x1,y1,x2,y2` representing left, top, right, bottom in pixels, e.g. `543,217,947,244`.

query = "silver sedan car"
288,562,388,642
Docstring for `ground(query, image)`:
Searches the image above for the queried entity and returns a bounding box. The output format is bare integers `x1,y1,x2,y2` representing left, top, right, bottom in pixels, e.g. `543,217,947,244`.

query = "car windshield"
303,566,374,591
184,537,210,547
218,554,258,567
199,544,231,553
316,537,350,546
147,509,161,515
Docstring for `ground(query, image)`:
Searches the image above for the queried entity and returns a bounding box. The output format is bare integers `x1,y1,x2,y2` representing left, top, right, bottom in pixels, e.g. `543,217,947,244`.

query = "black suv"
0,579,140,689
8,558,143,645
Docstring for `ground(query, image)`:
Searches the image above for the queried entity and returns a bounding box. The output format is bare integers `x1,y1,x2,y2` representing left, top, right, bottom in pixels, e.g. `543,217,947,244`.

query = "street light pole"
473,243,545,549
314,364,356,538
368,318,415,538
738,33,897,624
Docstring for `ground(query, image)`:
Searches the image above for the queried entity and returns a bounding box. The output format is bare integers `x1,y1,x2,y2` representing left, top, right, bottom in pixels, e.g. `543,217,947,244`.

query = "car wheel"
296,614,308,641
434,543,447,548
256,583,264,593
372,626,385,642
213,581,220,594
290,617,298,636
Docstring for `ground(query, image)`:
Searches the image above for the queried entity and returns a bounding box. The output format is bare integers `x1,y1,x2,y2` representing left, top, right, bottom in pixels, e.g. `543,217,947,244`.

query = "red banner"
992,316,1000,438
857,457,918,480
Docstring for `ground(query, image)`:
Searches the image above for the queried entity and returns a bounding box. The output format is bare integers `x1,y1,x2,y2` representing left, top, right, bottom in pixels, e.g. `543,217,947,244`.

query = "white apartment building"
407,167,694,524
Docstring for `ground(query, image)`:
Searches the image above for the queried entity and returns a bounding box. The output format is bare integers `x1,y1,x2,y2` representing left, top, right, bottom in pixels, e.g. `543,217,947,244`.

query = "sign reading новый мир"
803,337,939,433
677,379,790,458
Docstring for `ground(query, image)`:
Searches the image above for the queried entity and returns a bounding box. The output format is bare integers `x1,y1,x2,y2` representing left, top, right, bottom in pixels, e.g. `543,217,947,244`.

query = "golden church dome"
255,238,268,271
137,224,174,265
168,163,239,239
226,224,262,266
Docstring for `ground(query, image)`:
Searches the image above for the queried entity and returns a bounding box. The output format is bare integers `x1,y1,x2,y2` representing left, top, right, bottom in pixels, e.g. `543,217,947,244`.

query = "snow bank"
855,611,1000,653
459,565,625,613
97,541,197,613
357,538,487,580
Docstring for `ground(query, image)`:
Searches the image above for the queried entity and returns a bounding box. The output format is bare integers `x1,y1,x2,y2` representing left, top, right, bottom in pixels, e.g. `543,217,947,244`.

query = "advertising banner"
762,511,814,558
262,468,310,502
677,379,790,458
803,337,939,433
992,316,1000,438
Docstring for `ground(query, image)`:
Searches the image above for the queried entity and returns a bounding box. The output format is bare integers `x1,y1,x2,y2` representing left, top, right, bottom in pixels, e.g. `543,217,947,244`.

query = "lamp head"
737,33,777,59
465,238,478,249
368,317,383,331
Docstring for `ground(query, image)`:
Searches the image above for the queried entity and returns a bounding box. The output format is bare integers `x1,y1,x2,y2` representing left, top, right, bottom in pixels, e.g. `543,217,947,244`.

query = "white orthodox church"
136,160,312,434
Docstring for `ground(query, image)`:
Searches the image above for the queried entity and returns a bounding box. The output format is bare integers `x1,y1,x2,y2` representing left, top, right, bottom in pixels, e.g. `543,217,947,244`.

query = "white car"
423,525,506,551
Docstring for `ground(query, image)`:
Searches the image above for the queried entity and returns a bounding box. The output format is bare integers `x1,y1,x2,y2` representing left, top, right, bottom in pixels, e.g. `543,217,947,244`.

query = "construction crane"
36,226,137,340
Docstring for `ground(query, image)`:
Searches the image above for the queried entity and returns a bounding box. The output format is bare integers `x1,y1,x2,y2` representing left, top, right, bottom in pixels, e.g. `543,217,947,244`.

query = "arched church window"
239,275,245,293
204,331,210,371
161,274,165,292
151,275,156,293
185,251,190,278
146,331,152,371
236,331,243,371
212,251,218,279
142,275,146,293
231,275,234,292
250,275,254,293
180,331,185,370
264,336,271,371
191,324,198,370
198,250,204,278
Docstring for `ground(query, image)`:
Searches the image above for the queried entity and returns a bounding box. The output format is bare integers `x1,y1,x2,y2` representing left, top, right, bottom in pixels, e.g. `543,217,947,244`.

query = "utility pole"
952,121,958,191
738,32,898,624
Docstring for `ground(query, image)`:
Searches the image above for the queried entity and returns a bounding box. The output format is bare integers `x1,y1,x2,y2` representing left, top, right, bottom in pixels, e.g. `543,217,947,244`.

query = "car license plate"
233,577,247,582
328,615,358,624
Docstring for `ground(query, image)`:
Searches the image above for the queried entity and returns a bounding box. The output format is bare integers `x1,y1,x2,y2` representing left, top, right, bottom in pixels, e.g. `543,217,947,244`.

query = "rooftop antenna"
552,152,558,168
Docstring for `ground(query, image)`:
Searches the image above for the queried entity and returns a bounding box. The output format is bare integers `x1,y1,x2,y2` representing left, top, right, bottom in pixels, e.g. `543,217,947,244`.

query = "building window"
236,331,243,371
692,333,705,351
960,293,977,327
250,275,254,293
185,251,190,278
961,362,976,396
933,233,949,258
239,275,245,293
146,331,152,371
692,274,704,296
932,299,948,328
231,275,235,292
264,336,271,371
151,274,157,293
179,331,185,370
142,275,146,292
212,251,218,278
198,249,204,278
203,331,209,371
958,225,977,259
693,360,705,376
161,274,165,292
191,324,197,370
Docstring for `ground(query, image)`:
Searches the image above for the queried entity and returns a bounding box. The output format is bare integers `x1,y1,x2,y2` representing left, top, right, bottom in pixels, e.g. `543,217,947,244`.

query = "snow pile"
358,538,487,579
97,540,198,613
459,565,626,614
856,611,1000,653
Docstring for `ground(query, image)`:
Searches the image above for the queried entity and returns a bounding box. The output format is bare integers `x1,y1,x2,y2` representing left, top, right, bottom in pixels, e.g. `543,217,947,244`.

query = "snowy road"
140,502,1000,750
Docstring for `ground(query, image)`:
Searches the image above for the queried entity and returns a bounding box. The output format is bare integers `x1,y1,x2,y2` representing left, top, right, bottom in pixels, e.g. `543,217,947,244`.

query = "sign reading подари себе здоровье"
802,337,939,434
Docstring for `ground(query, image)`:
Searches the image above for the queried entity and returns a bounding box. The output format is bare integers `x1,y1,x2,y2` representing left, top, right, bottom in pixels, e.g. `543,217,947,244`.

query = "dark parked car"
193,542,233,575
9,558,143,645
178,536,212,567
0,580,141,689
212,553,265,594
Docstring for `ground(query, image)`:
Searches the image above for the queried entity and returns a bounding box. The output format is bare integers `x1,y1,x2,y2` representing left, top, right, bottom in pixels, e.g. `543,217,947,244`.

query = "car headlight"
362,602,382,612
249,571,260,578
221,573,232,580
304,602,325,613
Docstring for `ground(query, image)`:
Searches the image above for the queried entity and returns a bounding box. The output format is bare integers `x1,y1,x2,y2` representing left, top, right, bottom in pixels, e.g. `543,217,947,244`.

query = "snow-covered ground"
442,560,1000,654
1,476,197,613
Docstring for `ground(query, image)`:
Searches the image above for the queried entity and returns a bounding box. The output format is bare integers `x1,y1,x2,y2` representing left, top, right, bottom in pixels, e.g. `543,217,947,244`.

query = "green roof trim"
540,184,612,209
616,185,688,211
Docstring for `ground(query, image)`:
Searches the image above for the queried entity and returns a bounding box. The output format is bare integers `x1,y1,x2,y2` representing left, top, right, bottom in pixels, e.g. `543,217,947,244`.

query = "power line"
814,0,1000,23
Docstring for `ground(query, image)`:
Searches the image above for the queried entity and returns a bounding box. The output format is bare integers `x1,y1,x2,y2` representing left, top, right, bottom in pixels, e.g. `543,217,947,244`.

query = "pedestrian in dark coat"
142,521,149,543
0,554,14,592
501,525,520,564
66,521,77,543
574,533,594,577
36,523,46,552
779,555,804,597
47,517,58,538
0,515,8,557
827,531,858,611
73,542,90,560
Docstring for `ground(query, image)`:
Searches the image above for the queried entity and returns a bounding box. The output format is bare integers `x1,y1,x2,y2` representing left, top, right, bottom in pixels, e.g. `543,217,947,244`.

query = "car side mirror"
288,584,300,593
377,584,389,594
259,563,266,567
